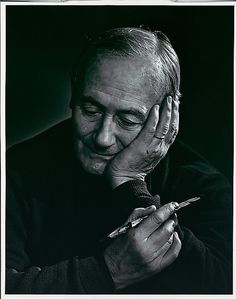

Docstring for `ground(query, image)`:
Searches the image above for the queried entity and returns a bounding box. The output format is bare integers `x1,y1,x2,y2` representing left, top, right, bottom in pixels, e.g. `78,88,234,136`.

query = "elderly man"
6,27,232,294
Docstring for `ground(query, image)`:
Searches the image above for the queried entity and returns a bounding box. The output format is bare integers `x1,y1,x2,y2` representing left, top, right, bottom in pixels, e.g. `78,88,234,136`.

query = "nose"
93,116,116,149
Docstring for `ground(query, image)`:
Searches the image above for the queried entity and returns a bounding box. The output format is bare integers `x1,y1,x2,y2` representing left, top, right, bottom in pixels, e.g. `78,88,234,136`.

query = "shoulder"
168,139,221,176
6,118,77,206
7,118,74,173
157,139,231,202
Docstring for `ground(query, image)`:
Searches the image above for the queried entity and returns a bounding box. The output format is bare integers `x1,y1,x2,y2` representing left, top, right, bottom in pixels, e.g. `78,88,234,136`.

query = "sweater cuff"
112,180,161,209
75,255,115,294
113,179,152,198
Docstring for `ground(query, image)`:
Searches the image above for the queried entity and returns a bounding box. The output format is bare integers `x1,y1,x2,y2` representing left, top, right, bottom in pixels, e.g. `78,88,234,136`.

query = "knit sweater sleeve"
6,166,232,294
6,171,115,294
110,174,232,294
158,171,233,294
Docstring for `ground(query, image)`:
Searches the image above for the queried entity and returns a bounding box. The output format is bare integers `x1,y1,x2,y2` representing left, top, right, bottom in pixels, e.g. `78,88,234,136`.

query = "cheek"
117,126,142,148
72,109,96,138
72,108,143,148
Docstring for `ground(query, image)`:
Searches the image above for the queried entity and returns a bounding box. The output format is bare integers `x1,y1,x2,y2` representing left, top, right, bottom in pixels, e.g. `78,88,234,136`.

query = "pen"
175,196,200,210
108,196,201,239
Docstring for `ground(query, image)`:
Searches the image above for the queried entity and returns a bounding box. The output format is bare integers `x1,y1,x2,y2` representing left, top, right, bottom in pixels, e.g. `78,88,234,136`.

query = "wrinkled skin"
104,203,181,290
107,96,179,188
72,54,181,290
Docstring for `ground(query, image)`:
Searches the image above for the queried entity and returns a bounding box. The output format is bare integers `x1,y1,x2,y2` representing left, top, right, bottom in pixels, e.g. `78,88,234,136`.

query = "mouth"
89,150,115,160
83,143,115,159
90,150,114,157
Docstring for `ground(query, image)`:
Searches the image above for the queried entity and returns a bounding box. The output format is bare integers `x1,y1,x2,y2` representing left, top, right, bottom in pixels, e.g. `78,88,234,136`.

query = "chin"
82,160,107,175
76,148,108,175
74,139,111,175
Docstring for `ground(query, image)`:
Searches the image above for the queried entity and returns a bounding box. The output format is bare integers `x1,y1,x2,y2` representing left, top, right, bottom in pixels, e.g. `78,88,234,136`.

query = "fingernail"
147,205,156,211
167,96,172,104
171,202,179,210
172,220,176,228
168,234,174,244
174,231,179,239
155,104,160,112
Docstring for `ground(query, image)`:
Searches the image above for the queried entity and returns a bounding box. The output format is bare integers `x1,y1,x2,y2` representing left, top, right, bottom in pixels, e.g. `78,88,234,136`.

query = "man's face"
72,54,164,175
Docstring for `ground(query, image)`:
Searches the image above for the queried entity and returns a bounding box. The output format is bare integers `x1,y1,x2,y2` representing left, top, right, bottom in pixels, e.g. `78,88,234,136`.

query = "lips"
83,142,116,158
90,149,114,157
89,150,113,159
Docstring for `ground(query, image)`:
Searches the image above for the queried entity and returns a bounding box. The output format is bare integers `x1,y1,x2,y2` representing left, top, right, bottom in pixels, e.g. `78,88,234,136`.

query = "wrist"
109,174,146,189
110,176,137,189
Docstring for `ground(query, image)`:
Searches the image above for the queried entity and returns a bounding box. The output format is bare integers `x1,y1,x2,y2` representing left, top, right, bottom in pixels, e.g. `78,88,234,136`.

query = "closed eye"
117,115,143,130
81,103,103,117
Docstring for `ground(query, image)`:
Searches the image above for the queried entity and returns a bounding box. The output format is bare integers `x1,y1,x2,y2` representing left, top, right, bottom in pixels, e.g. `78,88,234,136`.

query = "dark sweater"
6,119,232,294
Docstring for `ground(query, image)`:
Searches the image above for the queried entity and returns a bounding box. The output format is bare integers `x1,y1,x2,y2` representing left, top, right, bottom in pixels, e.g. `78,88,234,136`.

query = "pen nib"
176,196,201,210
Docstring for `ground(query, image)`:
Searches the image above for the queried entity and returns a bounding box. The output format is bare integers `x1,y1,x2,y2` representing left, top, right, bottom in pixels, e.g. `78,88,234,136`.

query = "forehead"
81,54,165,110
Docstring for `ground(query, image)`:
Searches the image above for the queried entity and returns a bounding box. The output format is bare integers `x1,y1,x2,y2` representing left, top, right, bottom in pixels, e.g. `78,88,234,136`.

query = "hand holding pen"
108,196,200,239
104,201,182,290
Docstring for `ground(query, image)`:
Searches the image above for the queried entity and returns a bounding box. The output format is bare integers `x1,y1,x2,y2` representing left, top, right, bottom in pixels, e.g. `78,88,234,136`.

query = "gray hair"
71,27,181,105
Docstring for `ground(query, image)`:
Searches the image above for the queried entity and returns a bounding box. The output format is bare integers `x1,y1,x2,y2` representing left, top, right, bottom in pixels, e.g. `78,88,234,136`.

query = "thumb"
125,205,157,224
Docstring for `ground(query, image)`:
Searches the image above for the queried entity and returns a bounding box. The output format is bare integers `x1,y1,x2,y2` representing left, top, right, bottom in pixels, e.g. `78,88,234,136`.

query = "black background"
6,5,234,182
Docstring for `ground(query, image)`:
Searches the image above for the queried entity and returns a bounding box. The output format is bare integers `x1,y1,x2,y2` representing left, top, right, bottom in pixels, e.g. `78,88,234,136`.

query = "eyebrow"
80,96,104,109
81,96,146,122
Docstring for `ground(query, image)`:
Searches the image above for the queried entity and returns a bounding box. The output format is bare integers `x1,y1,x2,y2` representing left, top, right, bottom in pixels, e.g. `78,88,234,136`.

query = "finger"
144,233,174,273
170,213,178,226
133,104,160,145
161,231,182,268
152,233,174,260
125,205,157,224
137,201,179,238
154,96,172,140
165,98,179,145
145,218,176,251
147,232,181,274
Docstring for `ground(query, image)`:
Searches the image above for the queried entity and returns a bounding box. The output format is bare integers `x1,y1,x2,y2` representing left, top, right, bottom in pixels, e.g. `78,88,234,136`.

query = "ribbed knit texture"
6,119,232,294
